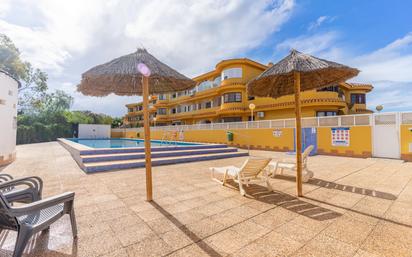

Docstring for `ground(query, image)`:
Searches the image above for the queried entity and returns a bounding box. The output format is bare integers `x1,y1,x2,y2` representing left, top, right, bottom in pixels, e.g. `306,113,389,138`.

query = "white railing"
112,112,412,133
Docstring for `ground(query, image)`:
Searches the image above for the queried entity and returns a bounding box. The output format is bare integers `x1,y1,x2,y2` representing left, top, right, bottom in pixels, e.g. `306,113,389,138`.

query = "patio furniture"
0,191,77,257
269,145,314,182
0,174,43,203
210,157,272,196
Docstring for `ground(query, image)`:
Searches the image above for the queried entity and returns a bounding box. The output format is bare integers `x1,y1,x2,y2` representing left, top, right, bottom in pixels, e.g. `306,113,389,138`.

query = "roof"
193,58,268,81
341,82,373,92
0,69,21,88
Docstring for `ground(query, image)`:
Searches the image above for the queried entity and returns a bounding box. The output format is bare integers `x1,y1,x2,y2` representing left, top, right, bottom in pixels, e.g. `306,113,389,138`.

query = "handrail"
112,112,412,133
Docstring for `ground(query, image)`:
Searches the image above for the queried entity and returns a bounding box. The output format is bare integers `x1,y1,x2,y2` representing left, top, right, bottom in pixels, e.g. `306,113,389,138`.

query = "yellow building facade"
124,58,373,127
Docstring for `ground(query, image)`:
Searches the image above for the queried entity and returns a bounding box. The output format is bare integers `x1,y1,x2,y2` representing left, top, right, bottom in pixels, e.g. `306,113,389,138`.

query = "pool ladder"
160,128,183,146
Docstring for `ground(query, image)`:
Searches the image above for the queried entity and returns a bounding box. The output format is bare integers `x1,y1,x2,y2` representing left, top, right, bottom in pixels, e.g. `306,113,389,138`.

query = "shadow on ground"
273,174,397,200
151,201,223,257
0,229,77,257
225,180,343,221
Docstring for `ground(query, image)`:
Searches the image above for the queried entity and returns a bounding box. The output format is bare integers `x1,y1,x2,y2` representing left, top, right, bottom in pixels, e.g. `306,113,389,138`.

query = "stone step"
83,151,249,173
81,147,239,163
79,143,228,156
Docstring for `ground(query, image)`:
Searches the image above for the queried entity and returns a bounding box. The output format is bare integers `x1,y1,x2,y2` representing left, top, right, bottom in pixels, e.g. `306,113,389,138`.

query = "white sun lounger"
269,145,314,182
210,157,272,196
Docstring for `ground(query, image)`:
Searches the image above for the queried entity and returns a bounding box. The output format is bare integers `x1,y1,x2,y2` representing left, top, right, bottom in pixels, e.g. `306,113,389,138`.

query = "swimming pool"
67,138,199,149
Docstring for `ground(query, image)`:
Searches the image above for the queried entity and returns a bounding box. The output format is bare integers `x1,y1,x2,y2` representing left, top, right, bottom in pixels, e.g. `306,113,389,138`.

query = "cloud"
276,31,344,60
0,0,11,17
123,0,295,75
367,81,412,112
307,16,336,31
352,32,412,82
1,0,295,116
277,30,412,112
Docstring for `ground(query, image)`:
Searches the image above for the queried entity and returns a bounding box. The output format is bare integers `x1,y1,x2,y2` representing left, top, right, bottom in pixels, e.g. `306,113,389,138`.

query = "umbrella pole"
142,76,153,201
294,71,303,197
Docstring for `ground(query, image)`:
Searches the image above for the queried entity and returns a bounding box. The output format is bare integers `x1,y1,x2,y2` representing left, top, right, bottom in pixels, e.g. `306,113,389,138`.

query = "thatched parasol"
247,49,359,196
77,48,195,201
78,48,195,96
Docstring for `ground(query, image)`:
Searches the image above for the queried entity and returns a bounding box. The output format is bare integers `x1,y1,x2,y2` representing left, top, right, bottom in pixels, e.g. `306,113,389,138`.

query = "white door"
373,114,400,159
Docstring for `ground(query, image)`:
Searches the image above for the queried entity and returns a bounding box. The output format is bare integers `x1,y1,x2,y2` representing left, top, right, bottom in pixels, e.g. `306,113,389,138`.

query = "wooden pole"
294,71,303,197
142,76,153,201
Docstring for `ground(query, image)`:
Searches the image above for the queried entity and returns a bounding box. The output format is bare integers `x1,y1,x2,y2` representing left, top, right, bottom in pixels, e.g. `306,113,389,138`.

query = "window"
213,96,221,107
157,108,167,115
172,108,176,114
128,108,134,112
222,117,242,123
223,92,242,103
212,76,221,87
205,101,212,109
0,99,5,105
197,80,213,92
316,111,337,117
8,90,13,96
13,117,17,129
317,85,339,92
351,94,366,104
221,68,242,80
158,94,167,100
248,96,255,101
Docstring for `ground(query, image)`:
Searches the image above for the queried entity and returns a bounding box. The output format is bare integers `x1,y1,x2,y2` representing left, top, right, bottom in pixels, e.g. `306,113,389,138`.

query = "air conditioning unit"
257,111,265,118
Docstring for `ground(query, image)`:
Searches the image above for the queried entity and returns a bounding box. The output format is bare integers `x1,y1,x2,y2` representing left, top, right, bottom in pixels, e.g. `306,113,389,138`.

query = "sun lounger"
210,157,272,196
269,145,314,182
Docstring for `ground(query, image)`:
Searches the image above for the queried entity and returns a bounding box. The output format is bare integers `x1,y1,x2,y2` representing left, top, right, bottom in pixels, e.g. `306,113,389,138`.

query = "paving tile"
361,221,412,257
293,233,358,257
3,143,412,257
113,222,156,247
159,229,194,251
209,209,245,227
126,236,173,257
192,202,226,217
321,216,375,246
273,221,318,243
204,228,249,254
109,214,145,231
77,229,122,257
167,242,220,257
256,230,304,256
251,207,297,229
184,217,227,239
145,216,183,234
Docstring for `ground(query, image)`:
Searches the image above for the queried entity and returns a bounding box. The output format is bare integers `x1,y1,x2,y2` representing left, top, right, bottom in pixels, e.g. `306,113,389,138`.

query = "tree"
0,34,48,111
17,90,74,144
111,117,124,128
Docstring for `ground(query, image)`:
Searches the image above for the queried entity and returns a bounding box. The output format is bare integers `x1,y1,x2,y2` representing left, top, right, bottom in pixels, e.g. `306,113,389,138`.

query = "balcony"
251,91,346,112
164,107,220,120
219,102,247,114
217,80,245,93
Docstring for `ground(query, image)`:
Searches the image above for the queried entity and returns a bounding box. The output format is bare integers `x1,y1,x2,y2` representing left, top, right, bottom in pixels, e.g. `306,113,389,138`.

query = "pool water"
68,138,199,149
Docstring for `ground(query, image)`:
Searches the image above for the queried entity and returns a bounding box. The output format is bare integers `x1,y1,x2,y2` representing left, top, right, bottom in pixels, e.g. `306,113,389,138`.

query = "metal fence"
112,112,412,133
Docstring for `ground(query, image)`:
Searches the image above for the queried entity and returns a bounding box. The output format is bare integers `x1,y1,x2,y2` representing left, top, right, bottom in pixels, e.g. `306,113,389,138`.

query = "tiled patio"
1,142,412,257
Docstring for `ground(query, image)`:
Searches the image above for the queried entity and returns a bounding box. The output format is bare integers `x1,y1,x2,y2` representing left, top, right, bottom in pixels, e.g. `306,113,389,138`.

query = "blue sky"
1,0,411,116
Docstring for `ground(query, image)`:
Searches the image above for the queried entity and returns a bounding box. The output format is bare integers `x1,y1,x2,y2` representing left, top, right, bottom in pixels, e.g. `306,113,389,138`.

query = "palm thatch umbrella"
78,48,195,201
247,49,359,196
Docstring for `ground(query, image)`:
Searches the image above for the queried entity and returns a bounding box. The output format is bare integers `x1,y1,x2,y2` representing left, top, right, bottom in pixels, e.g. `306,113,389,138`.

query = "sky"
1,0,411,117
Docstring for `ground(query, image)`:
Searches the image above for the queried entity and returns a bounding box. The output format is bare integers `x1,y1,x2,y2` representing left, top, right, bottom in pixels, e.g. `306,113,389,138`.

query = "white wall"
0,71,18,165
78,124,111,138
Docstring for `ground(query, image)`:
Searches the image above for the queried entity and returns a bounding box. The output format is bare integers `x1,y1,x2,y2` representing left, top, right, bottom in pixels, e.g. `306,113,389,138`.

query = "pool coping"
57,138,230,172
